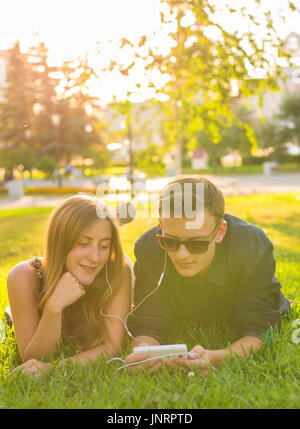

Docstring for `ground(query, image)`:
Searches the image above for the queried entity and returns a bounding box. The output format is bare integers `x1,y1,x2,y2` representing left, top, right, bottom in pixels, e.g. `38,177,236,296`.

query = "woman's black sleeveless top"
28,256,45,294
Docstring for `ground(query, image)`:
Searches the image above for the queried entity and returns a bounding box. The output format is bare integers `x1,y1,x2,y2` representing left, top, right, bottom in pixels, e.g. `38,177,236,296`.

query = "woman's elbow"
101,341,121,358
21,346,53,363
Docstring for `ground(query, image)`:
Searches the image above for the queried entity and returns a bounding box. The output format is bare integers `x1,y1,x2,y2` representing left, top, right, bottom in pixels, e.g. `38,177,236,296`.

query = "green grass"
183,162,300,176
0,193,300,409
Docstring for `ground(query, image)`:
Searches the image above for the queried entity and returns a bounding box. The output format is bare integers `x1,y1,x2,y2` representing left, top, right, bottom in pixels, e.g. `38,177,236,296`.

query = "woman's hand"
124,352,162,374
10,359,52,377
46,272,86,313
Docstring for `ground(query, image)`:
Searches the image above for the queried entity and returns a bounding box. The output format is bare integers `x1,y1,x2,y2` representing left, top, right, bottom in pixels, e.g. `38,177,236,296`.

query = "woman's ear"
215,219,227,243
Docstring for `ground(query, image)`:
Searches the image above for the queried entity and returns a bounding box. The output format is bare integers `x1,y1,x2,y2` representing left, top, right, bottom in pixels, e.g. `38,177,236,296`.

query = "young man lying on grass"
125,175,291,373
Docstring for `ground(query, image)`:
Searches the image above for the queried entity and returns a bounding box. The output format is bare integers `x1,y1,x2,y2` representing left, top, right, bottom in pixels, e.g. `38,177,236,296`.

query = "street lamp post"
51,114,62,187
121,119,134,200
127,121,135,200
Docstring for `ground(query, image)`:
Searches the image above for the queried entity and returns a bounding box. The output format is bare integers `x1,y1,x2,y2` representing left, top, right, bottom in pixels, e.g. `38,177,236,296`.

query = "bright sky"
0,0,299,103
0,0,161,59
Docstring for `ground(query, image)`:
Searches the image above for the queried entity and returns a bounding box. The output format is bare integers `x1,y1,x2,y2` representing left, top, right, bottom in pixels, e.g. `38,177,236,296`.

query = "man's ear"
215,219,227,243
158,218,163,233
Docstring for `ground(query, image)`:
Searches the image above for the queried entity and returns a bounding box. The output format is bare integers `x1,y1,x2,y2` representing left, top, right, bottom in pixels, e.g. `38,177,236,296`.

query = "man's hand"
10,359,52,377
124,351,162,374
125,337,162,374
165,345,212,373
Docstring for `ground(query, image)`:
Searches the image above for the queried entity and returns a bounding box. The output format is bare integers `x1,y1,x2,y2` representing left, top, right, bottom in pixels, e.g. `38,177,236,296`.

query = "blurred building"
105,102,164,161
0,50,9,103
238,32,300,120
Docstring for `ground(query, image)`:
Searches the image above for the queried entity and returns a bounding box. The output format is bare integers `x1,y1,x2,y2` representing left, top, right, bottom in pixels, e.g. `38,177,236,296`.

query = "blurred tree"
14,143,37,176
255,118,283,149
277,90,300,146
0,41,35,177
36,155,57,178
138,0,298,172
0,40,108,177
0,143,37,178
26,42,59,153
51,56,106,162
86,145,112,170
134,144,166,177
255,90,300,156
193,105,257,171
110,98,135,171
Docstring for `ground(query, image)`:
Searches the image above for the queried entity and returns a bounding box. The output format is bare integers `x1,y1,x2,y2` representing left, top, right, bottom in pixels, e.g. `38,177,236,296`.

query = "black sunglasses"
156,221,221,254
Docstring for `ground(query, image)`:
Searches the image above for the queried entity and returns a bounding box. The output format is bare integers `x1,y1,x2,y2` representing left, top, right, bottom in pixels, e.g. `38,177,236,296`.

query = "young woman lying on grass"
6,195,132,376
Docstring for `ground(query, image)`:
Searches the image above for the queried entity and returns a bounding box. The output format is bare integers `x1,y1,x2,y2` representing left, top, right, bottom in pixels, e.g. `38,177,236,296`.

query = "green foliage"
141,0,297,171
0,42,34,157
36,155,57,178
255,90,300,151
0,143,37,175
87,146,112,170
277,90,300,146
255,118,283,149
56,57,105,161
0,41,107,172
192,106,256,170
134,145,166,177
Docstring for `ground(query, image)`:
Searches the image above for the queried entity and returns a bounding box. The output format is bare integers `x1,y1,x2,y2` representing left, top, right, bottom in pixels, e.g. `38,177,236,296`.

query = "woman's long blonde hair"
37,194,125,350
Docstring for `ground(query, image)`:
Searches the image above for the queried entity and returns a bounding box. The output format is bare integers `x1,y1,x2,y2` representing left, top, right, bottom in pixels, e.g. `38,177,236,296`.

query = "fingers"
9,359,42,377
125,352,147,364
165,358,190,370
67,272,85,290
148,360,162,374
61,272,86,299
125,353,147,372
189,345,206,357
124,353,162,373
73,277,85,294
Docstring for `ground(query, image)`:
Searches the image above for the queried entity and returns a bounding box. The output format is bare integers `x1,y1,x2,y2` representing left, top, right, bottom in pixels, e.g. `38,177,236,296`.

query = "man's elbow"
238,336,264,356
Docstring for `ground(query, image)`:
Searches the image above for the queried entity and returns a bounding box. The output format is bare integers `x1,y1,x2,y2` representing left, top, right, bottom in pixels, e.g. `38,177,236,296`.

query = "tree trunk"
175,137,183,175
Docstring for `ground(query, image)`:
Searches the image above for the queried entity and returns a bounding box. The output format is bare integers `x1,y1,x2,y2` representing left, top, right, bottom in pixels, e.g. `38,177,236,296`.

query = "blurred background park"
1,0,300,200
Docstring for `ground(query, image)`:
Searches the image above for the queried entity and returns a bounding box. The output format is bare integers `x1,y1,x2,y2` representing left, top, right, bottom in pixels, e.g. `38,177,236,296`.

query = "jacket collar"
206,240,226,286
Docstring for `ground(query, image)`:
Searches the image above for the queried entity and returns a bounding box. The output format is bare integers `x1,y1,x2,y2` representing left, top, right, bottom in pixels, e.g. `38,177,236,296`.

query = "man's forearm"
208,336,264,366
131,335,160,351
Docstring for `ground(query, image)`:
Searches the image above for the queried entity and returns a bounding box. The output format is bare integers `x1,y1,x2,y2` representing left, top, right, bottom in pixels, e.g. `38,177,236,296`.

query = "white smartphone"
133,344,188,361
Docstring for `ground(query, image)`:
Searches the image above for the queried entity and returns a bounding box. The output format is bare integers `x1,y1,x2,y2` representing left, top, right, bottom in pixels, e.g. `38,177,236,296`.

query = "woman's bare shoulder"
7,260,40,291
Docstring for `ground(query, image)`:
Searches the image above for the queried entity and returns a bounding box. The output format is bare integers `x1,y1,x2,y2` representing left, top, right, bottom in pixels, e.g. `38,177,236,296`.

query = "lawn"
0,193,299,409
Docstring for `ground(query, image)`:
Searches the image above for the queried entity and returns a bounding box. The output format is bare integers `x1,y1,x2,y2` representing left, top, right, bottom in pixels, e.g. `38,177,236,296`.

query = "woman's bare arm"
9,262,132,375
7,262,63,361
58,262,133,365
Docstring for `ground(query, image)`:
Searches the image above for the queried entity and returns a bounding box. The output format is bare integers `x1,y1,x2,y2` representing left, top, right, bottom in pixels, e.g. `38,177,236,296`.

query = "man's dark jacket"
128,214,291,345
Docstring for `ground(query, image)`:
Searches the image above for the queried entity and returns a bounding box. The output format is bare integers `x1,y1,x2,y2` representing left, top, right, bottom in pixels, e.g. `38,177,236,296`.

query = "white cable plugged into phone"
107,344,188,372
102,253,189,372
102,252,168,345
133,344,188,360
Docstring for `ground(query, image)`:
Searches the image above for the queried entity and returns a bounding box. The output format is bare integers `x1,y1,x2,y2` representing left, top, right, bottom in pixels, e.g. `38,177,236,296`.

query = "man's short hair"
158,175,225,220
